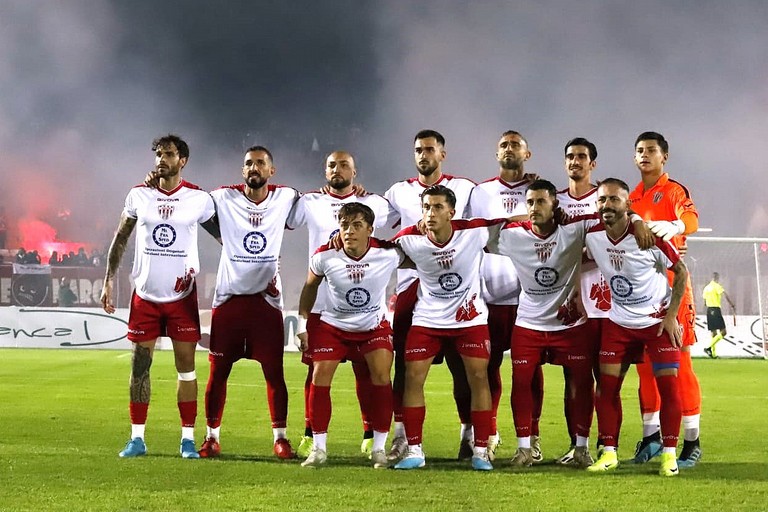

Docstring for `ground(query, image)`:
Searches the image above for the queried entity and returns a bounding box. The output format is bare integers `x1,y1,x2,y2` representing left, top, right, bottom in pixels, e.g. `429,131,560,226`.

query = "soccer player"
101,134,217,459
392,185,502,471
196,146,300,459
584,178,687,477
296,202,403,469
467,130,537,460
629,132,703,468
702,272,735,358
495,179,599,468
287,150,397,458
553,137,607,464
385,130,477,461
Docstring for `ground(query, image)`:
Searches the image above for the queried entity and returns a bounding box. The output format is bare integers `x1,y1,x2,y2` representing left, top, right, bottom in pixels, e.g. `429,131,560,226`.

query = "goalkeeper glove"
647,220,685,241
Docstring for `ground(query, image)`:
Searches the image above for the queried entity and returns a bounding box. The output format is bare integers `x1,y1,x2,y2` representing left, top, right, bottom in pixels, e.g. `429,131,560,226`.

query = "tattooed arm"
100,213,137,314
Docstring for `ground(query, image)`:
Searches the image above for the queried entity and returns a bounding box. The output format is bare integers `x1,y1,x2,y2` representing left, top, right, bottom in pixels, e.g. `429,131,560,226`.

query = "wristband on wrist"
297,316,308,335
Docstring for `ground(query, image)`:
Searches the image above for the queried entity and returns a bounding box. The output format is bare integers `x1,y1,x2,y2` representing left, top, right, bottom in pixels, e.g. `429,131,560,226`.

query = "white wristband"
629,213,643,224
297,316,308,335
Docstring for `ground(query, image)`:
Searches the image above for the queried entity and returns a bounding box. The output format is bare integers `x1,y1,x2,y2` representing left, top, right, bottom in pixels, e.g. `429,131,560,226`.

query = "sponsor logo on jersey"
157,204,174,220
534,267,559,287
512,359,528,365
609,275,633,298
438,272,463,292
243,231,267,254
502,196,519,213
406,347,428,354
607,248,625,271
653,191,664,204
657,346,678,352
433,249,455,269
345,287,371,308
152,223,177,248
534,241,556,263
315,347,334,353
599,350,616,357
346,263,369,284
174,268,196,293
567,354,587,360
590,276,612,311
455,293,480,322
249,211,263,227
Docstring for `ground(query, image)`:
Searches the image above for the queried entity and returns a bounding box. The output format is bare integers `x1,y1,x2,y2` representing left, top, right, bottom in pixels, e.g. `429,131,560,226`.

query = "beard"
499,156,523,171
416,162,438,176
328,176,352,190
245,175,268,190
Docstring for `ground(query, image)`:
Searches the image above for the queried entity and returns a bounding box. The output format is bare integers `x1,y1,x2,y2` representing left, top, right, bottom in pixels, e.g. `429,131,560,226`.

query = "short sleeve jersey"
557,187,610,319
469,176,529,305
497,218,592,331
629,173,698,250
385,174,475,293
310,239,404,332
287,190,396,313
210,184,299,308
585,222,680,329
123,181,215,303
703,281,725,308
394,219,502,329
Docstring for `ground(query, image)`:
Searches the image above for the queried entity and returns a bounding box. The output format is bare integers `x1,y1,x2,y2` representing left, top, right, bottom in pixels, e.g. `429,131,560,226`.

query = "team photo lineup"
99,128,702,477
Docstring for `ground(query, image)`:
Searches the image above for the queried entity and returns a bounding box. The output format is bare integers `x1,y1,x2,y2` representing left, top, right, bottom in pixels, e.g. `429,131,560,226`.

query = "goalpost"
686,236,768,359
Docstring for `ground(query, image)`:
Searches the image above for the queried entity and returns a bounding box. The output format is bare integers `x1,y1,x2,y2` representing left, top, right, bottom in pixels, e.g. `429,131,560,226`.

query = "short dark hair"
415,129,445,146
526,179,558,198
152,134,189,159
501,130,528,146
421,184,456,209
245,145,274,163
598,177,630,193
564,137,597,161
338,202,375,226
635,131,669,153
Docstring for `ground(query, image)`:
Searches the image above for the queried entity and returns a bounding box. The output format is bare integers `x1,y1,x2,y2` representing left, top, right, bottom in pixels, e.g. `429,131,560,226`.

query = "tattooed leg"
130,344,154,404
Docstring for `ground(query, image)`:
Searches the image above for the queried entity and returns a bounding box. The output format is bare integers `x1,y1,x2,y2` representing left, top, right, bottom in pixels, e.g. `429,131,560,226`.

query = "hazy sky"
1,0,766,302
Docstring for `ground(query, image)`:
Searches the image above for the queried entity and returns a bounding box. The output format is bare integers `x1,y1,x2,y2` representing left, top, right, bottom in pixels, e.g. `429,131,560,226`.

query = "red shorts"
127,287,200,342
405,325,490,361
393,280,419,352
511,323,594,369
599,320,681,366
209,294,284,363
301,314,322,366
310,319,393,363
488,304,517,354
583,317,606,357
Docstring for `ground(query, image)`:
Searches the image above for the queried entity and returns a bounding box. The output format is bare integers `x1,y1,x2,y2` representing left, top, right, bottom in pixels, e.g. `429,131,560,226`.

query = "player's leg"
508,326,543,467
362,343,394,468
389,281,418,460
458,326,494,471
677,347,703,467
298,314,322,458
351,361,375,455
302,358,340,468
633,357,662,463
486,304,515,461
443,347,473,460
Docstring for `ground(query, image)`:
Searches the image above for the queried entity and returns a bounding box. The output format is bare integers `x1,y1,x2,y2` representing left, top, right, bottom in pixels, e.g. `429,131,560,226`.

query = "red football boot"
198,436,221,458
273,438,296,459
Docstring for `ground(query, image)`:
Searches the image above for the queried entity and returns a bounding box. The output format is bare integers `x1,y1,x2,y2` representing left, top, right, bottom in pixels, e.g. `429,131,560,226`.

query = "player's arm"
658,259,688,347
646,211,698,241
297,270,324,352
722,289,736,309
200,214,222,244
100,213,137,314
628,212,655,250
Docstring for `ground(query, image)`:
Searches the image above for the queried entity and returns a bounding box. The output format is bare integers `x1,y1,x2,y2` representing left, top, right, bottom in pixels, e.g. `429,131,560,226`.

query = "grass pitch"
1,349,766,511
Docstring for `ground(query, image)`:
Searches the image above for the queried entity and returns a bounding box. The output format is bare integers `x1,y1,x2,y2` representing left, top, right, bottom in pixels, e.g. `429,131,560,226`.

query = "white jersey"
585,222,680,329
124,181,215,303
385,174,475,293
310,238,404,332
469,176,529,305
496,218,593,331
211,184,299,308
394,219,502,329
557,187,610,319
287,190,396,314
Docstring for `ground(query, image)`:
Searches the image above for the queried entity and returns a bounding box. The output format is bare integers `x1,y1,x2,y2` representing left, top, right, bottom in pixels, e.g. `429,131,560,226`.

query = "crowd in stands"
12,247,105,266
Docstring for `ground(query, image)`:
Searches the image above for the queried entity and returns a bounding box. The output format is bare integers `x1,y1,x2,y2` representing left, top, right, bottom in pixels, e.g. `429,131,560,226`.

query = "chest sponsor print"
243,231,267,254
438,272,463,292
534,267,559,287
609,275,633,298
152,224,176,248
345,287,371,308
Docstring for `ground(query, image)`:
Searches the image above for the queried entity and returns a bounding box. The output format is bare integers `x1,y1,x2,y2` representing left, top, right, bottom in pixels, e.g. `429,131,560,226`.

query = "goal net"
686,237,768,359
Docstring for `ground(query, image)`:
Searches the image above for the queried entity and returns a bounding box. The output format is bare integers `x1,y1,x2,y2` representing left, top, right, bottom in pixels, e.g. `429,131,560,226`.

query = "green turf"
1,349,766,511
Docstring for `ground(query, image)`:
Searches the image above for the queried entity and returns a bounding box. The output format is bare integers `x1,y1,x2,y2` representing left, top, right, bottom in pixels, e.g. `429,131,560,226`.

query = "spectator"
49,251,61,266
0,207,7,250
15,248,26,264
58,276,78,307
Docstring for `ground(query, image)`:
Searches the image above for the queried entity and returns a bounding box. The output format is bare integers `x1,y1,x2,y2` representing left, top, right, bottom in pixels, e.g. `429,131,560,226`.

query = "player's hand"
329,231,343,250
296,332,309,352
632,220,655,250
658,315,683,348
553,207,569,225
416,219,427,235
144,170,162,189
100,278,116,314
522,172,540,182
351,183,368,197
677,242,688,257
647,220,685,242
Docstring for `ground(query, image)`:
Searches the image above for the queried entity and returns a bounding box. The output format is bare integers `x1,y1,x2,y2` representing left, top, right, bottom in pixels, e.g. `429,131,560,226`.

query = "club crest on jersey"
609,252,624,271
438,272,463,292
243,231,267,254
534,242,556,263
609,275,633,298
345,287,371,308
434,250,455,269
157,204,174,220
152,224,176,248
346,263,368,284
653,191,664,204
502,196,519,213
249,211,264,227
